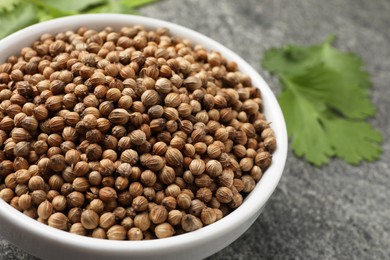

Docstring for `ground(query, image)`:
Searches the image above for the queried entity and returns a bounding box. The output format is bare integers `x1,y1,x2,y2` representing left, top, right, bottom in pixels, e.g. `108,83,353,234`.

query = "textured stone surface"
1,0,390,259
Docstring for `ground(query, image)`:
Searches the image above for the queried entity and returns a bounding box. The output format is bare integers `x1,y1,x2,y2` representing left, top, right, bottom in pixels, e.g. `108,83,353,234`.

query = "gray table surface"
1,0,390,259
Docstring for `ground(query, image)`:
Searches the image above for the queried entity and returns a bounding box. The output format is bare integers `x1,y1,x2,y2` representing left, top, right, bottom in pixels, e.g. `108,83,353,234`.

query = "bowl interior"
0,13,288,258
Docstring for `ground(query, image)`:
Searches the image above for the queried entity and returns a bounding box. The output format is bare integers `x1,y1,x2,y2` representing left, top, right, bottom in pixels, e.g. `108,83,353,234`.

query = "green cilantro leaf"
0,2,38,39
262,37,382,166
120,0,158,8
0,0,22,13
278,79,334,165
29,0,75,22
0,0,160,39
325,117,383,164
87,0,137,14
38,0,107,12
87,0,156,14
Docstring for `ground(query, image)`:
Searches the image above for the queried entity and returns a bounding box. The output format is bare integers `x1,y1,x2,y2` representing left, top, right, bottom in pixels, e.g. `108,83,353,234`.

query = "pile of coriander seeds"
0,25,276,240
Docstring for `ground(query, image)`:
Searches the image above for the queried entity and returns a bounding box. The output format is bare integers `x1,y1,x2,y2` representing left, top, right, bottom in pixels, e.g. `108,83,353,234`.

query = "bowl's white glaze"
0,14,287,260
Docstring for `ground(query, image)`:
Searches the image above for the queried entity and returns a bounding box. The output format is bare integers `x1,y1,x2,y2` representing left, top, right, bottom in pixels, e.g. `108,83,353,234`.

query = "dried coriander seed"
48,212,69,231
154,223,175,239
81,209,99,230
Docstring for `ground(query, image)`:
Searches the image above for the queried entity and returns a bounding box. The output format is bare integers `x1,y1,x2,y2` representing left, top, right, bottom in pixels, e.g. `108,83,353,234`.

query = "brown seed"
207,143,222,158
188,159,205,176
181,214,203,232
88,199,104,215
133,212,151,231
50,154,66,172
241,122,256,138
98,212,116,229
159,166,175,185
66,207,82,224
229,193,243,208
149,205,168,224
107,225,127,240
81,209,99,230
164,93,181,108
141,89,159,107
154,223,175,238
52,195,67,211
152,141,168,156
118,95,133,110
106,88,122,102
48,212,69,231
129,129,146,146
74,161,89,177
99,159,115,176
215,187,233,203
255,151,272,170
49,116,66,133
251,166,263,182
167,210,183,226
143,155,165,171
163,107,179,121
127,227,143,240
21,117,38,132
116,163,132,178
28,176,45,191
45,96,63,111
11,128,31,142
264,136,277,153
129,182,143,198
176,192,191,209
165,147,183,167
121,216,134,229
15,169,31,184
37,200,53,220
0,188,14,202
4,174,17,189
205,160,223,178
99,187,117,202
72,177,90,192
70,223,86,236
13,141,30,157
189,199,205,216
86,143,103,161
92,227,107,239
155,78,172,94
177,103,192,117
183,76,202,91
200,207,217,225
30,190,46,207
114,176,129,191
161,196,177,211
132,195,149,211
242,99,259,114
90,72,106,86
108,108,129,125
65,149,81,165
18,193,32,210
196,187,213,203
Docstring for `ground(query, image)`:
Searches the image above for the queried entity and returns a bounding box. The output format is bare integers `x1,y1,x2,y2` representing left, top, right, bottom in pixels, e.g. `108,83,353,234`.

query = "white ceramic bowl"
0,14,287,260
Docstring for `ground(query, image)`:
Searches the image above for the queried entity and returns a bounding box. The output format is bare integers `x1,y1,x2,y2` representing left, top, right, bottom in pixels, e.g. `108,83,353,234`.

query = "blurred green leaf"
120,0,158,8
87,0,138,14
29,0,75,21
38,0,107,12
0,0,161,39
0,2,38,39
0,0,22,13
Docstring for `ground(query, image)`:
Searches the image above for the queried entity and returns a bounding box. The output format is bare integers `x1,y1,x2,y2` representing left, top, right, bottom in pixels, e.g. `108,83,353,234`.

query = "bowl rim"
0,13,288,254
